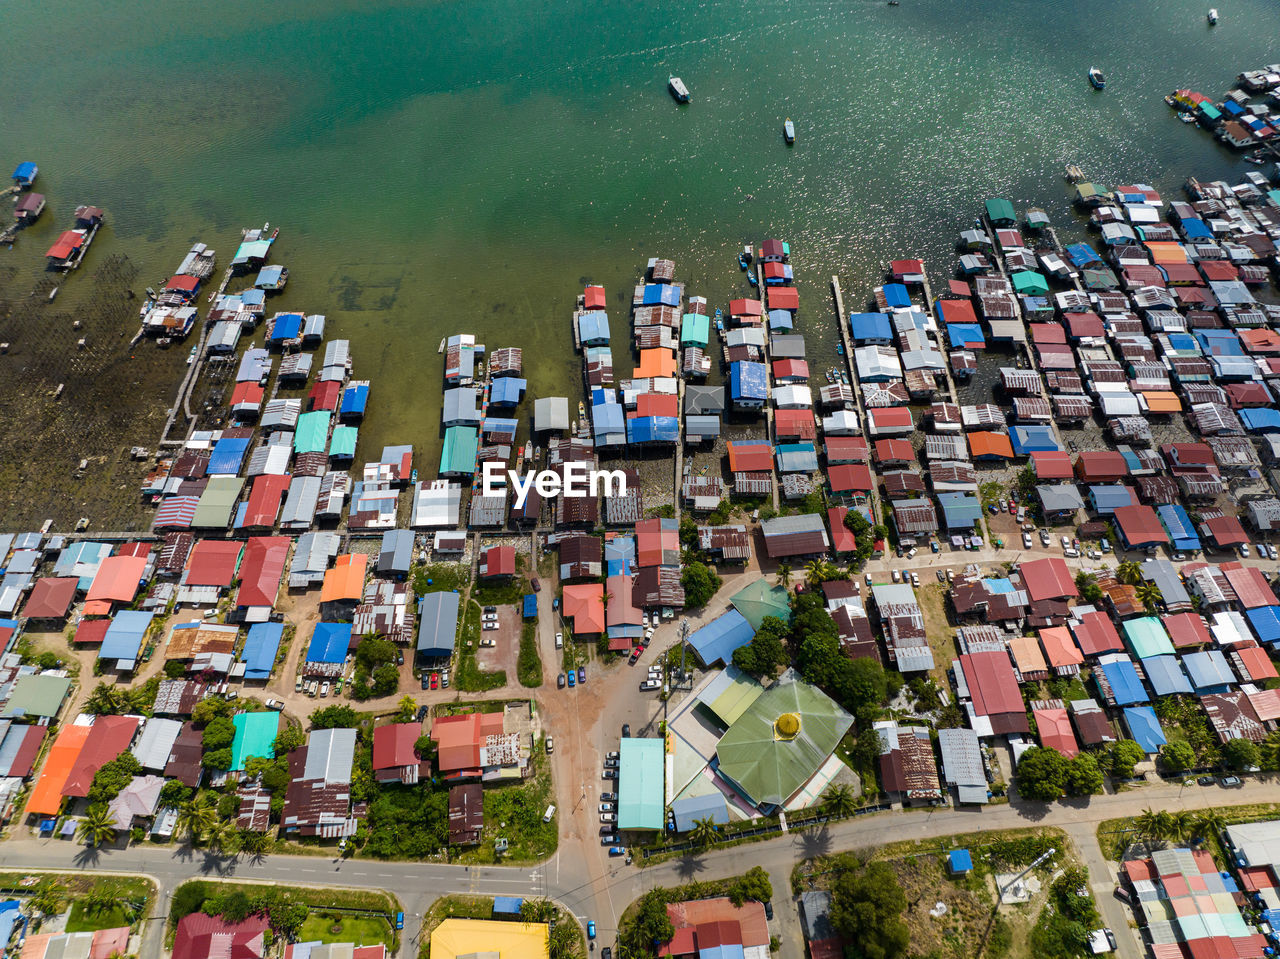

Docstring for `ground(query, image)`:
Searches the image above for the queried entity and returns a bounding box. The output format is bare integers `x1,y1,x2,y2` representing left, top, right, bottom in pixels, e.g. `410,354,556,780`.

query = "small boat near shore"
668,77,690,103
1207,8,1218,24
1088,67,1106,90
783,118,796,144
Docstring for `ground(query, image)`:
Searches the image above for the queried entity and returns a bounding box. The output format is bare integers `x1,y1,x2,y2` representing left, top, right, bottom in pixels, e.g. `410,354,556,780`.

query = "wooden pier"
831,275,882,526
757,263,780,511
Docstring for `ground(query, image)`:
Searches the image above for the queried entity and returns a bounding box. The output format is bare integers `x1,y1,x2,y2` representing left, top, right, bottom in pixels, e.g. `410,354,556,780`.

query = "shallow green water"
0,0,1275,465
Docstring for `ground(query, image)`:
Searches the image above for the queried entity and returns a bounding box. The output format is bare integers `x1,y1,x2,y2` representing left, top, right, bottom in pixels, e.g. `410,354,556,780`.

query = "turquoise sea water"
1,0,1277,469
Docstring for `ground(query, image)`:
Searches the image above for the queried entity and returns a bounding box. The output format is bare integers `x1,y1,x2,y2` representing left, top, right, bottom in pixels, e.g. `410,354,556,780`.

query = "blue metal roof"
100,610,153,661
1089,485,1136,513
1157,504,1200,551
1246,606,1280,645
937,492,984,530
1099,658,1148,705
687,609,755,666
949,849,974,872
947,323,986,348
1122,706,1167,754
767,309,793,330
579,311,610,343
522,594,537,619
255,265,286,287
340,383,369,417
1010,425,1061,456
269,313,303,341
605,535,635,576
306,622,352,664
1194,329,1244,356
882,283,910,309
627,416,679,443
1065,243,1103,267
241,622,284,679
240,289,266,308
671,793,729,833
1180,218,1213,240
730,361,767,400
641,284,681,307
849,312,892,342
776,443,819,473
1143,655,1193,697
483,417,519,439
592,401,625,433
12,162,37,183
489,377,526,406
1241,408,1280,433
493,897,522,915
1183,649,1235,693
208,436,251,475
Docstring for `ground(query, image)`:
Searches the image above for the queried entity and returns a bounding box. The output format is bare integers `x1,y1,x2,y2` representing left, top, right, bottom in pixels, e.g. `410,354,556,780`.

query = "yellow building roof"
430,919,548,959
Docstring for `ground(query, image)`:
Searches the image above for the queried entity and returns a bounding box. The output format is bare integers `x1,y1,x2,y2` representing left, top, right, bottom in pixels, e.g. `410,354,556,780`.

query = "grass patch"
5,874,154,933
420,895,494,959
914,583,957,688
518,621,543,688
67,902,134,933
412,563,469,595
1096,801,1280,861
457,747,558,864
299,915,391,947
454,600,507,692
472,575,529,608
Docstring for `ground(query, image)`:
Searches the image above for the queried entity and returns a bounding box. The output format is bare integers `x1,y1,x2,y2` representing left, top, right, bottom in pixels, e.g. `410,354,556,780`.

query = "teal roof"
329,425,358,459
1122,617,1175,660
680,313,710,347
440,426,478,475
985,198,1016,224
231,711,281,771
1011,270,1049,295
295,411,330,454
618,737,664,829
730,580,792,631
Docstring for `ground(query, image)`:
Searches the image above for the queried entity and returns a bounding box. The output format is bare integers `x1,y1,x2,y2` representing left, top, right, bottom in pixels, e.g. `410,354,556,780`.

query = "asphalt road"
7,779,1280,959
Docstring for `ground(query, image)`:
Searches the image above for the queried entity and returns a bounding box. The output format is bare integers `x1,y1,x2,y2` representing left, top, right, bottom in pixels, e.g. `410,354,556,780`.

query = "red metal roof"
774,408,816,440
74,619,110,645
767,287,799,311
166,274,200,292
1075,450,1128,481
235,536,290,611
728,298,762,317
1033,706,1078,757
1203,514,1249,547
64,715,141,798
21,577,78,620
938,299,978,325
583,285,606,310
1235,644,1277,682
372,722,424,772
635,393,678,418
873,438,915,464
1071,610,1124,657
186,540,245,588
309,380,341,411
480,545,516,577
1198,259,1239,281
771,358,809,379
960,651,1027,730
1031,451,1074,479
1020,557,1078,603
968,431,1014,459
727,441,774,472
828,463,873,493
825,436,868,463
563,583,606,634
1037,627,1083,669
1029,322,1067,345
230,381,264,408
827,507,858,552
1162,612,1213,649
173,913,266,959
86,555,147,604
891,258,924,277
1114,504,1169,548
869,407,914,429
1062,312,1104,337
242,474,290,528
45,231,83,260
1222,562,1276,610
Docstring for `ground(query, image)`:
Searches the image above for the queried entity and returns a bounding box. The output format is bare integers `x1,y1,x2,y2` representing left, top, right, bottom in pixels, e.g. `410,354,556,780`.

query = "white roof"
411,480,462,528
131,717,183,771
303,727,356,783
773,385,813,409
1097,391,1141,417
821,410,860,435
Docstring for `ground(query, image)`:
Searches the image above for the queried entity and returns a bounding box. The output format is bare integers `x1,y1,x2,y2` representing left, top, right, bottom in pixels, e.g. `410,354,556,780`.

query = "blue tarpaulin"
641,284,681,307
1064,243,1103,268
1180,218,1213,240
493,897,523,915
627,416,679,444
730,361,767,401
12,162,37,184
306,622,352,664
949,849,974,873
241,622,284,680
947,323,986,348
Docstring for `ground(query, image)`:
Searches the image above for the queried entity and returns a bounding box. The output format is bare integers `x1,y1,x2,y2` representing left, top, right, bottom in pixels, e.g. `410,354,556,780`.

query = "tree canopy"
730,616,790,679
1016,746,1069,802
829,860,909,959
681,562,722,609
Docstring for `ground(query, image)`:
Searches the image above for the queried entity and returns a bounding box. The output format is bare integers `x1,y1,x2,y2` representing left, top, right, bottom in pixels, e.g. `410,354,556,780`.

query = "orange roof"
431,712,504,772
1141,391,1182,413
1144,241,1189,265
1032,706,1079,758
968,431,1014,459
1007,635,1048,676
26,723,91,816
1038,627,1084,669
1236,645,1278,682
321,553,368,603
563,583,606,634
727,442,773,472
768,287,799,311
85,554,147,604
635,349,677,378
82,600,113,617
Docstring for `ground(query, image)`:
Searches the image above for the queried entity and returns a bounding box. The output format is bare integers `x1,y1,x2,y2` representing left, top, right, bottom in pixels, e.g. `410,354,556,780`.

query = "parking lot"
474,603,522,677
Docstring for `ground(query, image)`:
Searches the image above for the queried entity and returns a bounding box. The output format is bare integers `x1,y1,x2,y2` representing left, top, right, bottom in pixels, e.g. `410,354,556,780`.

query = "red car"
430,673,439,690
1008,498,1017,513
629,647,642,665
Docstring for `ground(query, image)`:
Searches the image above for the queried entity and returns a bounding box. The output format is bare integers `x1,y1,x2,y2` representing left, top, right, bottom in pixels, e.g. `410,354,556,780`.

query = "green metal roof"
985,198,1016,224
702,667,765,727
329,425,358,459
192,477,245,528
231,711,281,771
440,426,478,475
730,579,792,631
715,674,853,808
618,737,664,829
1122,617,1175,660
680,313,710,347
0,674,71,718
1011,270,1049,295
1074,182,1107,200
295,411,330,454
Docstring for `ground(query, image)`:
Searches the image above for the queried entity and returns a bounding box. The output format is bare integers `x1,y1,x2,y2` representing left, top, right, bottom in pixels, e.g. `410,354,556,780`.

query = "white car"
598,802,615,813
600,812,616,823
483,622,499,631
865,572,873,586
1061,535,1072,550
555,632,563,648
640,679,661,691
1270,545,1278,561
891,569,901,583
1023,532,1033,548
1241,544,1251,558
910,572,920,587
319,682,330,698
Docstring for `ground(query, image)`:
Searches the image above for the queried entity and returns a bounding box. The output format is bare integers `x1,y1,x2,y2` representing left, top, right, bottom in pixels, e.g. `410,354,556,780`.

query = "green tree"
159,779,193,808
1134,808,1166,842
1193,810,1226,842
829,860,909,959
201,747,233,771
272,724,305,756
28,880,66,917
240,830,272,856
1075,571,1104,605
822,782,858,818
394,696,418,723
1108,739,1147,779
310,705,361,728
728,866,773,907
731,617,790,680
77,805,118,847
164,659,188,679
1135,581,1163,611
370,662,399,697
1222,737,1261,771
1065,753,1105,796
681,561,722,608
1159,740,1196,774
176,794,219,843
202,716,236,751
776,564,792,588
689,817,719,849
191,697,233,725
1016,746,1069,802
87,751,143,805
414,733,438,764
83,683,128,716
1117,561,1143,586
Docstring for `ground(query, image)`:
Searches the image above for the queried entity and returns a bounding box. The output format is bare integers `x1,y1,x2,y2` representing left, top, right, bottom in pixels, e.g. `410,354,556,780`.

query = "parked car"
555,632,563,648
568,670,576,688
266,698,284,711
1100,538,1110,552
1257,542,1268,557
1040,530,1051,546
937,569,946,582
621,723,631,738
577,666,586,684
599,803,615,813
558,673,566,688
600,835,618,845
1061,535,1071,549
629,647,642,665
587,921,596,940
764,902,773,920
930,540,939,553
1197,775,1215,785
604,756,619,767
294,678,303,692
480,638,496,647
603,768,617,780
1269,545,1278,561
910,571,920,587
417,705,429,723
531,578,540,592
865,572,873,586
601,792,618,802
441,672,449,688
608,846,626,856
641,679,661,691
606,751,620,760
552,597,559,611
906,546,917,559
1023,532,1033,548
319,682,330,698
546,737,554,754
483,622,499,631
421,675,430,690
891,569,901,583
1240,544,1250,557
483,606,496,613
430,673,439,689
1220,775,1243,787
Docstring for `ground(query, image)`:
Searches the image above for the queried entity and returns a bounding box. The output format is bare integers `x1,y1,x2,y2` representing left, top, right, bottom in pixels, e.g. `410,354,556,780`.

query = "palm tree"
1117,561,1143,586
83,889,118,918
1135,582,1164,611
77,805,118,848
84,683,127,716
394,695,417,723
804,561,826,589
1193,810,1226,844
822,783,858,820
176,794,218,844
204,821,241,857
1166,810,1194,844
689,817,719,849
28,880,65,918
777,564,792,588
1134,808,1164,841
239,830,271,857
